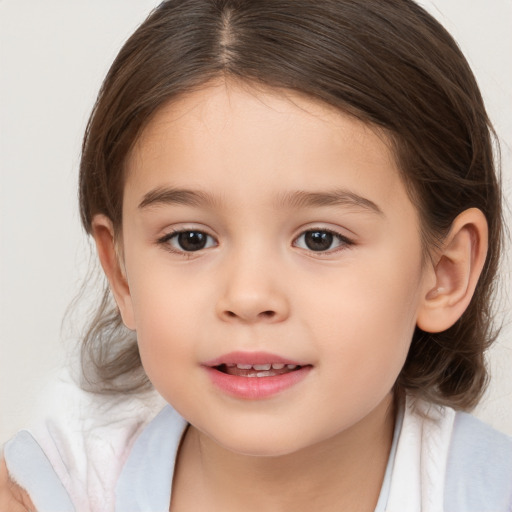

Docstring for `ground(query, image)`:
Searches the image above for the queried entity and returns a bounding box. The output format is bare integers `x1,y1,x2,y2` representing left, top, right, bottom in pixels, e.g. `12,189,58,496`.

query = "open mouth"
204,355,312,398
214,363,305,378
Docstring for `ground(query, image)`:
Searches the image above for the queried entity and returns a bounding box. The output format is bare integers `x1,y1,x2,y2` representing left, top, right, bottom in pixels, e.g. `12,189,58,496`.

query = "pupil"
305,231,333,251
178,231,207,251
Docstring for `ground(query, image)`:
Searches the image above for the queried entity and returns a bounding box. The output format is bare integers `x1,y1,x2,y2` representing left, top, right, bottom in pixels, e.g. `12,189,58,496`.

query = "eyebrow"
138,186,383,215
138,187,220,209
274,189,383,215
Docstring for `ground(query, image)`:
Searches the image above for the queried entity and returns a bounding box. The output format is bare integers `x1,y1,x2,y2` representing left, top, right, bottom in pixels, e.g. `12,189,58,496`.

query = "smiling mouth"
214,363,305,378
205,357,312,398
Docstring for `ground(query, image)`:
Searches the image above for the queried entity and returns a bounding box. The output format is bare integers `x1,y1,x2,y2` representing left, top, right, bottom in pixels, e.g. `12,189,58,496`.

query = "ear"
416,208,488,333
91,214,136,330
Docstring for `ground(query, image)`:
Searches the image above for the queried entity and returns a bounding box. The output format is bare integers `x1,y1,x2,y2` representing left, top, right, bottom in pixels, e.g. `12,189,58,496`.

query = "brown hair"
79,0,502,409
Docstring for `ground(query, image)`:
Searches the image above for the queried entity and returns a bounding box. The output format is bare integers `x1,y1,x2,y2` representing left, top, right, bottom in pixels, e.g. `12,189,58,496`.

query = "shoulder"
115,405,188,511
2,430,76,511
444,411,512,511
394,396,512,511
2,371,167,511
449,411,512,460
447,411,512,476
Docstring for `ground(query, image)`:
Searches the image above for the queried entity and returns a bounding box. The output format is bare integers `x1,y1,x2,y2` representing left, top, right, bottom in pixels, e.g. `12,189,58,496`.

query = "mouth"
213,363,305,378
203,352,312,399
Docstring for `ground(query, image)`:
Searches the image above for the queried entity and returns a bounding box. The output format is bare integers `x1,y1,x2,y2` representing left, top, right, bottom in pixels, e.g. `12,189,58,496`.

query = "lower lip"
204,366,312,400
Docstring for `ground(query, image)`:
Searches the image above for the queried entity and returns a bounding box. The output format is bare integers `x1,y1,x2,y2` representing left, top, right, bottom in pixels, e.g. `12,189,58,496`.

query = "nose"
215,253,290,324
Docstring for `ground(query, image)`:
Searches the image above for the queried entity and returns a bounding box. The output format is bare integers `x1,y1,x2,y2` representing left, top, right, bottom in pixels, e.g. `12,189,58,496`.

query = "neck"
172,393,396,512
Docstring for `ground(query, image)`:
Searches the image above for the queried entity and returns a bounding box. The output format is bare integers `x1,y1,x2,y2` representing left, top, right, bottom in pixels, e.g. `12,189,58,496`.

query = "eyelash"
156,228,354,256
157,229,217,257
293,229,353,255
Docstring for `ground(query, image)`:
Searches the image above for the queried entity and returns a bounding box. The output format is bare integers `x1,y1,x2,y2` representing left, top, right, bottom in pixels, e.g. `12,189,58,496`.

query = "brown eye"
294,229,351,252
304,231,333,251
177,231,208,251
162,230,216,252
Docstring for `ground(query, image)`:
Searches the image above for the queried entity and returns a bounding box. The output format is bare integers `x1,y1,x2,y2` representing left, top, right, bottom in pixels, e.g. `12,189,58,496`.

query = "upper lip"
203,351,307,367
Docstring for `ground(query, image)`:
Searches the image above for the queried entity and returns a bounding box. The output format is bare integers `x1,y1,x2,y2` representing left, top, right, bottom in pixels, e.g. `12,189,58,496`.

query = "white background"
1,0,511,443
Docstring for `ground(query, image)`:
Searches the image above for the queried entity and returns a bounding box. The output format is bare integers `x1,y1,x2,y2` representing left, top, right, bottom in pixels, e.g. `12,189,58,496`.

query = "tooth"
226,363,236,368
236,364,252,370
287,364,297,370
253,364,271,371
272,363,285,370
256,371,273,377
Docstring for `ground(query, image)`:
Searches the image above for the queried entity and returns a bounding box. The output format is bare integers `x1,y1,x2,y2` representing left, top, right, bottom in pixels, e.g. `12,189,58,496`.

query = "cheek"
126,269,203,381
309,251,425,388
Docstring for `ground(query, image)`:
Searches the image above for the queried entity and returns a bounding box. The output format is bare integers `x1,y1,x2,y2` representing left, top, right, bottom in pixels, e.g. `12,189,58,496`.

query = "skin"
89,81,488,512
0,458,35,511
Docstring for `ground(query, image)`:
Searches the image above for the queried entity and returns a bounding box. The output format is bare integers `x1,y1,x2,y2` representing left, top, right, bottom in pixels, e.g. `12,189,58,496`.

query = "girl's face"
118,82,435,456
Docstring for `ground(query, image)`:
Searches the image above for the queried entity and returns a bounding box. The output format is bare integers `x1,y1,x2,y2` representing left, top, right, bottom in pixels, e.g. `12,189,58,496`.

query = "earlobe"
416,208,488,333
91,215,136,330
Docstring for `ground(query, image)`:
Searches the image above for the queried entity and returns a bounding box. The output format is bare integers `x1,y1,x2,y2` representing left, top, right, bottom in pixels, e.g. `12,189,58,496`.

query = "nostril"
225,310,275,319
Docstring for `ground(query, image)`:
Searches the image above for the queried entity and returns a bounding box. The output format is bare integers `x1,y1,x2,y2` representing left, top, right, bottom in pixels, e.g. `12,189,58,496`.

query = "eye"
159,230,217,252
294,229,352,252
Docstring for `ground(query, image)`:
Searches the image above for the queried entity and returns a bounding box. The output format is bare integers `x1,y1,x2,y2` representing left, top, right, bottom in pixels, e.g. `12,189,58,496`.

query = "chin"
207,424,320,458
223,440,302,458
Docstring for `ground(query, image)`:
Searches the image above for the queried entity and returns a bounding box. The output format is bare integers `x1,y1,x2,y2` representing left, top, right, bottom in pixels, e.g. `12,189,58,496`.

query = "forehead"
125,81,412,218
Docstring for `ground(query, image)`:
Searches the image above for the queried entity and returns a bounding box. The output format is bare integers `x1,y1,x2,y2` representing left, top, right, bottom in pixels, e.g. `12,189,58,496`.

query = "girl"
1,0,511,510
